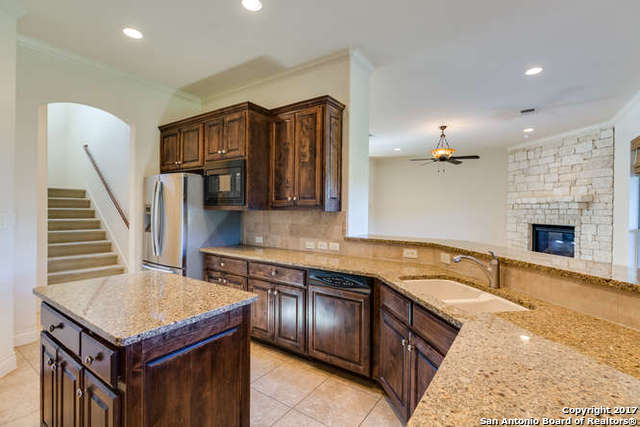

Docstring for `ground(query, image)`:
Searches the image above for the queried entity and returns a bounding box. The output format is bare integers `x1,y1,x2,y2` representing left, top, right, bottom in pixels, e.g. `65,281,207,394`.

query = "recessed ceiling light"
523,128,534,133
393,148,401,152
242,0,262,11
122,27,143,39
525,66,543,76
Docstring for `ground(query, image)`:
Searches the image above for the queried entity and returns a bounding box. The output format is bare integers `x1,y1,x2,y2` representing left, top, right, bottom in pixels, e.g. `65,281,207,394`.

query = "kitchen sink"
401,279,528,314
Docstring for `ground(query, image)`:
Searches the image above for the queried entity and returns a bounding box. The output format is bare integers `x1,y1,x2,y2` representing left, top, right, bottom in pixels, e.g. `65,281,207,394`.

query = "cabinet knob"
217,150,222,154
76,388,83,398
217,278,223,283
293,196,297,201
401,339,407,348
84,356,94,366
407,344,413,353
220,262,225,267
271,269,277,276
50,363,57,371
222,279,227,284
287,196,292,201
221,150,226,154
48,323,62,333
273,289,278,296
46,358,54,367
267,289,272,295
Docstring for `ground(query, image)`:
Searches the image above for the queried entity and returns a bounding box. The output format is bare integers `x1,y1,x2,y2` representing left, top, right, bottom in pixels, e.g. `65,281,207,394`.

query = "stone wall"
506,127,615,262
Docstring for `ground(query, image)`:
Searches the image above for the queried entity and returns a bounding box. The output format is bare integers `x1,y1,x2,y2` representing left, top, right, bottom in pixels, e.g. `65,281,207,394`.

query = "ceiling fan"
410,125,480,165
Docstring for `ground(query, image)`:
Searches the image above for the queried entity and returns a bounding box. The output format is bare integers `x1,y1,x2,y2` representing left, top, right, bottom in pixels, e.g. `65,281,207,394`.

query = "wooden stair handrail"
83,144,130,229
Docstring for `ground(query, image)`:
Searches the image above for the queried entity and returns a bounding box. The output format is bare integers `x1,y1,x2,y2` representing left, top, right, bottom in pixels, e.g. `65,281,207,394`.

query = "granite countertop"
201,245,640,425
33,271,257,346
346,234,640,294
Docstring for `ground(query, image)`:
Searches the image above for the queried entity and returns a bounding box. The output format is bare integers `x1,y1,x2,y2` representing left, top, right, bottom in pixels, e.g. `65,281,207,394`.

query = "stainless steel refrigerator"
143,173,241,278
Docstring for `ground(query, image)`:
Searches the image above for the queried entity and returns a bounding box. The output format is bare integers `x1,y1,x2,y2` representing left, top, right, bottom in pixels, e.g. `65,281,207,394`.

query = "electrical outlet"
329,242,340,251
440,252,451,264
402,248,418,259
255,236,263,244
317,241,328,250
305,240,316,249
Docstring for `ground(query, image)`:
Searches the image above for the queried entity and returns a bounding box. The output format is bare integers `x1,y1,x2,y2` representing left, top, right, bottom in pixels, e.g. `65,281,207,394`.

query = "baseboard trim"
15,328,39,346
0,350,18,378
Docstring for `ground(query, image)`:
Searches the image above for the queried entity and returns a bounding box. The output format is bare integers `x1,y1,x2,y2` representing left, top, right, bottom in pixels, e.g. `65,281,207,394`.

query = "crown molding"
202,49,351,106
350,48,375,74
610,88,640,124
16,34,201,105
508,121,613,151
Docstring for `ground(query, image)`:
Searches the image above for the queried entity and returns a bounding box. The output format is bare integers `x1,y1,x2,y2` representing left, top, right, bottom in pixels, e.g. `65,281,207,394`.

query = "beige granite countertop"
347,234,640,294
201,245,640,426
34,271,257,346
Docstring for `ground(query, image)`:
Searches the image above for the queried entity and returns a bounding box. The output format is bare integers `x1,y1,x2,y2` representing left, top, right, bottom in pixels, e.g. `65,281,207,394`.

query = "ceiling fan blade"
410,158,434,161
447,158,462,165
450,155,480,160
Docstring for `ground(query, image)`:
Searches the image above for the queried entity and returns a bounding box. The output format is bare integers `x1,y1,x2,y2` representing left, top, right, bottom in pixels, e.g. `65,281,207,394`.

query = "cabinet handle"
293,196,297,201
267,289,272,295
217,278,223,283
273,289,278,296
222,279,227,284
46,358,54,367
50,363,57,371
287,196,292,201
222,150,226,154
220,262,225,267
271,269,277,276
407,344,413,353
48,323,62,333
76,388,83,398
84,356,94,366
401,339,407,348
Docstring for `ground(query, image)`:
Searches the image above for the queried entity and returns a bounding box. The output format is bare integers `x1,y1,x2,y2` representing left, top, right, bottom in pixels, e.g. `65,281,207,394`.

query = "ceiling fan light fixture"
431,147,456,160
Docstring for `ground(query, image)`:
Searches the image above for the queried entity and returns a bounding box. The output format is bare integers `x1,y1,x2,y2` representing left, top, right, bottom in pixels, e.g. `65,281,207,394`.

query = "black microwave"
204,159,245,207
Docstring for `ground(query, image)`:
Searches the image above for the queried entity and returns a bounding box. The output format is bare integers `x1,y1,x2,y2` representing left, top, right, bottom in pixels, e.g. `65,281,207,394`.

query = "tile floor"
0,340,403,427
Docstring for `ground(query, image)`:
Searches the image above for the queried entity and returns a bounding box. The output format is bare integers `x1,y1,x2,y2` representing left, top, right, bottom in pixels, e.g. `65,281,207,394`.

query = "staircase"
48,188,125,284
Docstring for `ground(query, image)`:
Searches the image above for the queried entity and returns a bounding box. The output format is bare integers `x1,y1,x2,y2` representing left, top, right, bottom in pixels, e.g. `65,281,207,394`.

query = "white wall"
13,36,201,347
612,93,640,267
369,148,509,246
47,103,131,265
0,6,20,377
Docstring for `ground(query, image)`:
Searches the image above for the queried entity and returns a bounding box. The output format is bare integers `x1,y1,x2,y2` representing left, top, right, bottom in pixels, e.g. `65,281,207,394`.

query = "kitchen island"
33,271,256,427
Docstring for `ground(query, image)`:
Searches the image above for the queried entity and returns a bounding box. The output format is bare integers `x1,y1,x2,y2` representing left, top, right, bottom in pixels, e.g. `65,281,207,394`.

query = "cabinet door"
179,123,204,169
58,347,83,427
270,113,295,207
83,371,120,427
273,284,305,353
204,118,225,162
223,111,246,158
160,129,180,171
378,309,410,421
248,279,275,342
409,333,443,414
224,273,248,291
143,326,246,427
41,333,57,427
294,106,323,207
307,286,370,376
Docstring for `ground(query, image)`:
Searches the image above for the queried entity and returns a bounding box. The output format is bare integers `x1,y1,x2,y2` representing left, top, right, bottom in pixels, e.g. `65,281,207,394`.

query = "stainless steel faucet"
452,250,501,289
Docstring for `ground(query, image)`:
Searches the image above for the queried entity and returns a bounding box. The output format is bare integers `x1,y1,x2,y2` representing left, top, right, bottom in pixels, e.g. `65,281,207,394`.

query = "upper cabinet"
270,96,344,212
158,96,343,211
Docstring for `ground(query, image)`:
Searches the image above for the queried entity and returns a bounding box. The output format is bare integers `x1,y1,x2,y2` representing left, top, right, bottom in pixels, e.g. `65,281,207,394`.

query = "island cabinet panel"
41,333,57,427
273,284,306,353
58,348,83,427
248,279,275,341
378,309,411,421
307,285,371,376
409,333,443,414
84,370,120,427
143,327,244,427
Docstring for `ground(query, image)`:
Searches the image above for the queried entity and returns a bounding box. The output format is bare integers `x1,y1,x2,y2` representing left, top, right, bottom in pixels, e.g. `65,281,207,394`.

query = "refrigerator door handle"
151,180,161,257
142,262,178,274
156,181,165,256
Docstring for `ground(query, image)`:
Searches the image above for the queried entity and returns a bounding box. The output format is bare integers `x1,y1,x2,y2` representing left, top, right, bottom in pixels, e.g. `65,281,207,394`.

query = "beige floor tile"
360,397,404,427
252,364,329,407
251,347,285,383
1,410,39,427
295,377,381,426
329,372,382,398
250,387,290,427
273,409,325,427
16,342,39,374
0,353,39,425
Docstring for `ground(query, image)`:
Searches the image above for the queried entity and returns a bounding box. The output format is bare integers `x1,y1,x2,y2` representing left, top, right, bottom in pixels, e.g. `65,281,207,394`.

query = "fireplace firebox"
531,224,575,258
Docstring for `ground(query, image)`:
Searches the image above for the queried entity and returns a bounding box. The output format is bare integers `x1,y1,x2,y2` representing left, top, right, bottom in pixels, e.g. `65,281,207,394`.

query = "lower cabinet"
248,279,305,353
378,309,411,420
409,333,443,414
307,285,371,376
40,332,120,427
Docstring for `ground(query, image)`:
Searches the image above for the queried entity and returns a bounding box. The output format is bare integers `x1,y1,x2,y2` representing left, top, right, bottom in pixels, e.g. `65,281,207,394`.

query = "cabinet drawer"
249,262,305,287
412,305,458,355
205,255,248,276
205,269,222,283
81,332,119,387
41,303,83,355
380,285,411,325
224,274,247,291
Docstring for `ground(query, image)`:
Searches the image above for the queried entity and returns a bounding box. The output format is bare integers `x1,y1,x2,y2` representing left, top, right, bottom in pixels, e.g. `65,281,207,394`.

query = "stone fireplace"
506,127,614,263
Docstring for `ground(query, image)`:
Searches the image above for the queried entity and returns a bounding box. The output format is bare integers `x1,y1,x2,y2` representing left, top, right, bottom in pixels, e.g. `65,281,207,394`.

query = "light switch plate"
305,240,316,249
255,236,263,244
329,242,340,251
317,241,328,250
403,248,418,259
440,252,451,264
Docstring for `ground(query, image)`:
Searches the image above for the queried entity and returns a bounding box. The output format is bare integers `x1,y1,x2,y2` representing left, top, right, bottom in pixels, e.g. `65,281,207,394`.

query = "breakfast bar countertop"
33,271,257,346
201,245,640,425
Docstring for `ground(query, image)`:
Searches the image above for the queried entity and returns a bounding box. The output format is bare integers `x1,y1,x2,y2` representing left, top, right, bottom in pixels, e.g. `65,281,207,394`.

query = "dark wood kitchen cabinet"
270,96,344,211
409,333,443,414
159,123,204,172
307,285,371,376
378,309,411,420
248,279,275,341
204,111,246,162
